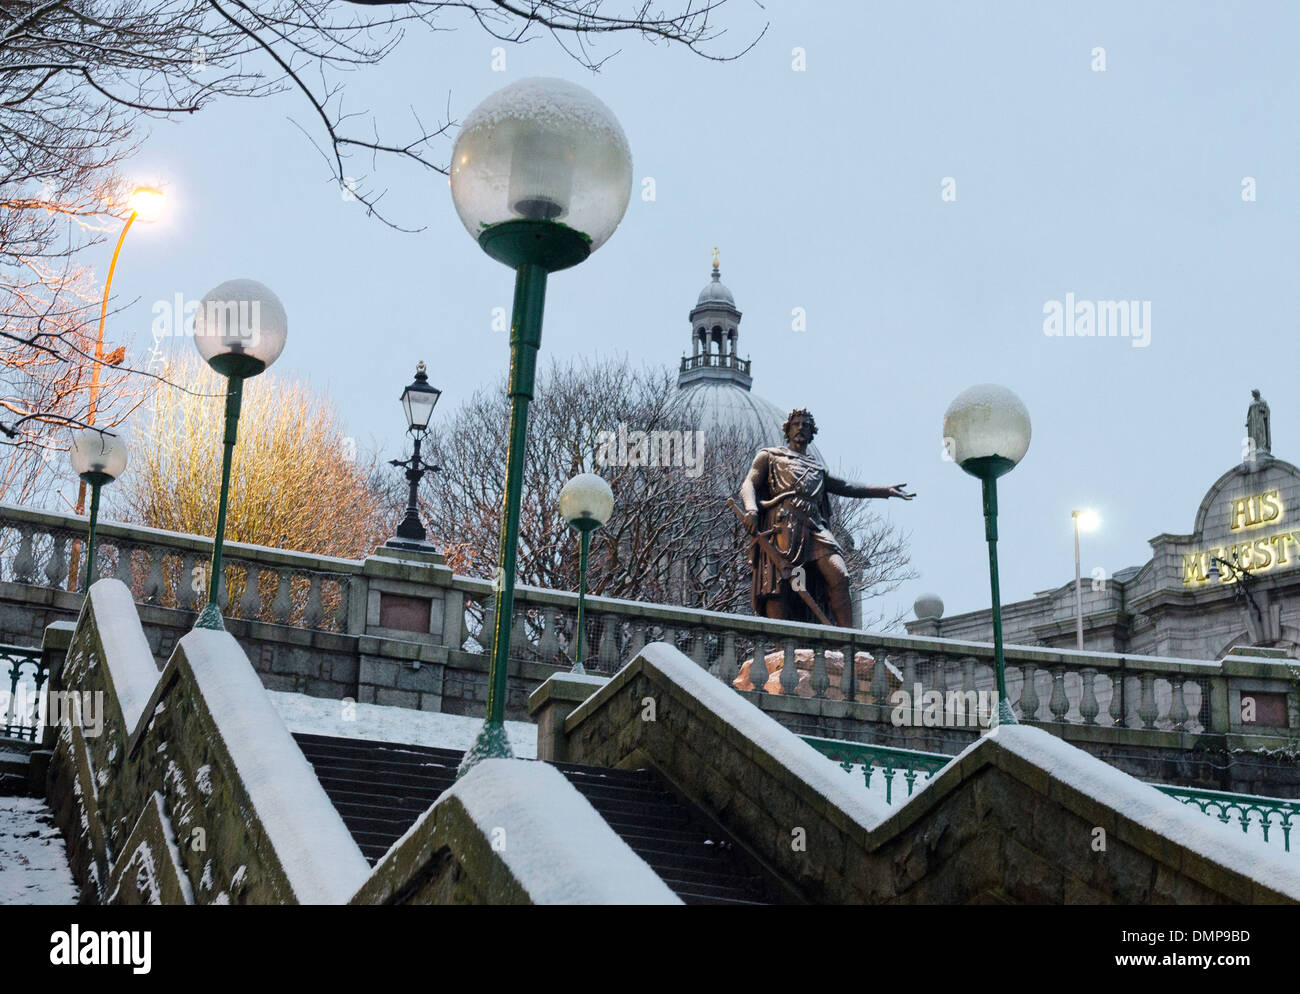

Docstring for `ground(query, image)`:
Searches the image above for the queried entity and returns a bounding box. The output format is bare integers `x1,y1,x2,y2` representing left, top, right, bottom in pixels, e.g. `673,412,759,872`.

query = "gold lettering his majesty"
1228,489,1282,530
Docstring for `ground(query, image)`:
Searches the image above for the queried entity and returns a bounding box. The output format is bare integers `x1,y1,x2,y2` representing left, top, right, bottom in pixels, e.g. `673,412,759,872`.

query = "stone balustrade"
1,502,1296,789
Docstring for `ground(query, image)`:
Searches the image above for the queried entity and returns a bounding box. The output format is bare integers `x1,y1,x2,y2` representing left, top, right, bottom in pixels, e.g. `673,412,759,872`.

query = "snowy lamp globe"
942,384,1032,481
451,78,632,773
192,278,288,379
943,384,1032,726
69,427,128,485
449,77,633,271
560,473,615,531
560,473,614,675
69,427,127,591
190,278,288,631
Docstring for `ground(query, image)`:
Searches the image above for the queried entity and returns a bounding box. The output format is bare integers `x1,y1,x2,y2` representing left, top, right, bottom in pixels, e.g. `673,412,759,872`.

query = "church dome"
697,271,735,307
673,252,820,461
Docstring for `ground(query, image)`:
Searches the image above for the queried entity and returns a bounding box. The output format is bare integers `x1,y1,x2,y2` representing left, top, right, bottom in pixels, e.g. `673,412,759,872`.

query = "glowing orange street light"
68,184,165,589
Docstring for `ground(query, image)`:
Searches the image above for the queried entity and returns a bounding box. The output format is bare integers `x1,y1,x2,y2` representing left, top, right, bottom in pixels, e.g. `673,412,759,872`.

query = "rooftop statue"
736,409,913,628
1246,388,1271,458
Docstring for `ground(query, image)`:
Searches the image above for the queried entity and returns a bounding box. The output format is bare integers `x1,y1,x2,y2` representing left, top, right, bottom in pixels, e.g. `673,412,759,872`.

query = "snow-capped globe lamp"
190,278,288,631
68,427,128,590
559,473,615,677
943,384,1033,726
192,278,288,379
451,79,632,774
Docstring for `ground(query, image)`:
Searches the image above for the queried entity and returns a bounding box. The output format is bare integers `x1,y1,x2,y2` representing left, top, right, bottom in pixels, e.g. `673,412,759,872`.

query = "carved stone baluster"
1049,666,1069,722
272,570,292,623
598,613,619,671
713,629,737,685
509,603,528,658
1138,671,1158,729
901,653,918,701
626,620,647,659
537,605,560,663
749,634,767,695
1168,676,1189,730
869,652,890,706
962,656,976,695
1109,672,1126,727
811,645,830,699
1079,667,1100,725
178,553,197,610
689,627,708,669
115,543,134,587
240,565,262,621
304,574,324,629
12,527,35,583
143,548,165,604
839,644,855,702
44,534,66,588
779,639,799,695
1018,662,1039,722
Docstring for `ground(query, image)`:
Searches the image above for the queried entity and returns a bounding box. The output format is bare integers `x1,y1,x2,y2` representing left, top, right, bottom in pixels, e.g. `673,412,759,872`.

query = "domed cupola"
680,248,751,390
673,249,797,452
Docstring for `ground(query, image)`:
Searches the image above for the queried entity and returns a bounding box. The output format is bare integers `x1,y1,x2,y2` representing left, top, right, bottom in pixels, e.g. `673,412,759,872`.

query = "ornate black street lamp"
449,77,632,772
1207,555,1266,636
191,278,288,630
944,384,1032,726
68,427,128,591
389,361,441,548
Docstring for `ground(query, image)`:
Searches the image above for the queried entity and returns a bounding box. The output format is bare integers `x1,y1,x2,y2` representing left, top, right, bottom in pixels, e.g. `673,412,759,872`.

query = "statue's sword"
727,497,832,627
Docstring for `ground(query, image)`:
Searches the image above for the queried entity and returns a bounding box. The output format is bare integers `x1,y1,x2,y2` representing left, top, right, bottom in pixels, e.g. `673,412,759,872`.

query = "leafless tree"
416,355,916,630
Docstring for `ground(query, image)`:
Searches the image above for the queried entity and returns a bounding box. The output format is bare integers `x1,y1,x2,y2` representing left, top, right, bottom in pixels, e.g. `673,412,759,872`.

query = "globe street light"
68,427,128,591
191,278,288,630
69,184,166,588
1071,509,1099,650
389,361,442,548
451,77,632,772
944,384,1032,725
560,473,615,675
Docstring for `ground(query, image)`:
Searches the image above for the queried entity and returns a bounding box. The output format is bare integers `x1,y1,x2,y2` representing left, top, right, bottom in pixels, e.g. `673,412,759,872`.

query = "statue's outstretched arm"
826,473,915,500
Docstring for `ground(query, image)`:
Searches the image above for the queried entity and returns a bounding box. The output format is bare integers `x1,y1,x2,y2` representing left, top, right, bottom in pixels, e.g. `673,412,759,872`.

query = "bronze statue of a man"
739,409,913,628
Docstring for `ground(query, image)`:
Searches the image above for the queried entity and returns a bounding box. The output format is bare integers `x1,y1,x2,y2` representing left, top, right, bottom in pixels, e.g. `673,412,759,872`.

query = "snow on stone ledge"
269,691,537,758
86,579,161,734
178,630,370,905
637,642,892,830
971,724,1300,900
447,758,680,905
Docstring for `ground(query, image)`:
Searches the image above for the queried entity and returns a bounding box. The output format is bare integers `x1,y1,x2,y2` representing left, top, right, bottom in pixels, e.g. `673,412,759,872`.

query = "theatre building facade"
908,392,1300,661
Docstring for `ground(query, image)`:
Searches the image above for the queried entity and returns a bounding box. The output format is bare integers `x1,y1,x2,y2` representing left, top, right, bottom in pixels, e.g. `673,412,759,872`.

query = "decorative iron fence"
803,734,1297,855
1,643,46,741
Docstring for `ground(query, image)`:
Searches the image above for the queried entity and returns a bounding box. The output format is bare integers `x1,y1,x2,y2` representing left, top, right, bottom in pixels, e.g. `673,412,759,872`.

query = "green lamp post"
191,278,288,630
559,472,615,675
451,78,632,773
68,427,128,591
943,384,1032,726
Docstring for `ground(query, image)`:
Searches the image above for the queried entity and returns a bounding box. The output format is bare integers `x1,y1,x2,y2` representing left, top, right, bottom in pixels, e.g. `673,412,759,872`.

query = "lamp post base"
458,719,514,778
995,697,1018,726
194,603,226,631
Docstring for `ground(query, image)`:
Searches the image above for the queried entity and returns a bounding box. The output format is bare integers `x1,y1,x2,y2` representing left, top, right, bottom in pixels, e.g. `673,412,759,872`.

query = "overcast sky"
103,0,1300,627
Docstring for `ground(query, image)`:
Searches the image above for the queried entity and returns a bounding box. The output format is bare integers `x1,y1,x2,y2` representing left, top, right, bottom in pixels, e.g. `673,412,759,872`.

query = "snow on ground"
0,796,77,905
269,691,538,759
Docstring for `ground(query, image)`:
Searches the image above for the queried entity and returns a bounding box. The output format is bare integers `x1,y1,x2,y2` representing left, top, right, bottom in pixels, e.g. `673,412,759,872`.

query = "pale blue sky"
105,1,1300,625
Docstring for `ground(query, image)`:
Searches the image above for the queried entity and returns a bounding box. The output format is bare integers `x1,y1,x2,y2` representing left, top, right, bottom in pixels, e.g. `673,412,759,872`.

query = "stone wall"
46,579,370,905
559,644,1300,905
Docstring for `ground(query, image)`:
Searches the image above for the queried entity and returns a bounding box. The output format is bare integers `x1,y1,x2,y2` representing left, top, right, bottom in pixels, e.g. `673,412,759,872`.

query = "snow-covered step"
0,795,77,905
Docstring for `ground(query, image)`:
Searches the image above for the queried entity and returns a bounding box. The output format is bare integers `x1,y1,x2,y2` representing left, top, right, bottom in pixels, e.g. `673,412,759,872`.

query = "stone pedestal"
528,672,609,762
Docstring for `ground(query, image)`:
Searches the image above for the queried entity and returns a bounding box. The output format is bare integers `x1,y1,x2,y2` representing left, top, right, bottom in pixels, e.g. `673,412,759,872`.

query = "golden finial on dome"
711,246,720,270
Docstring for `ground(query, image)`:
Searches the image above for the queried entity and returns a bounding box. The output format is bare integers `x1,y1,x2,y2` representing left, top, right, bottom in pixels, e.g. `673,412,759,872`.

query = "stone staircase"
292,732,780,905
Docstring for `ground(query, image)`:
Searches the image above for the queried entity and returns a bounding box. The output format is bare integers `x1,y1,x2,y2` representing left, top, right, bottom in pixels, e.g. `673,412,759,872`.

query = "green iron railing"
802,734,1297,854
801,734,952,804
1,643,46,741
1151,784,1297,853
